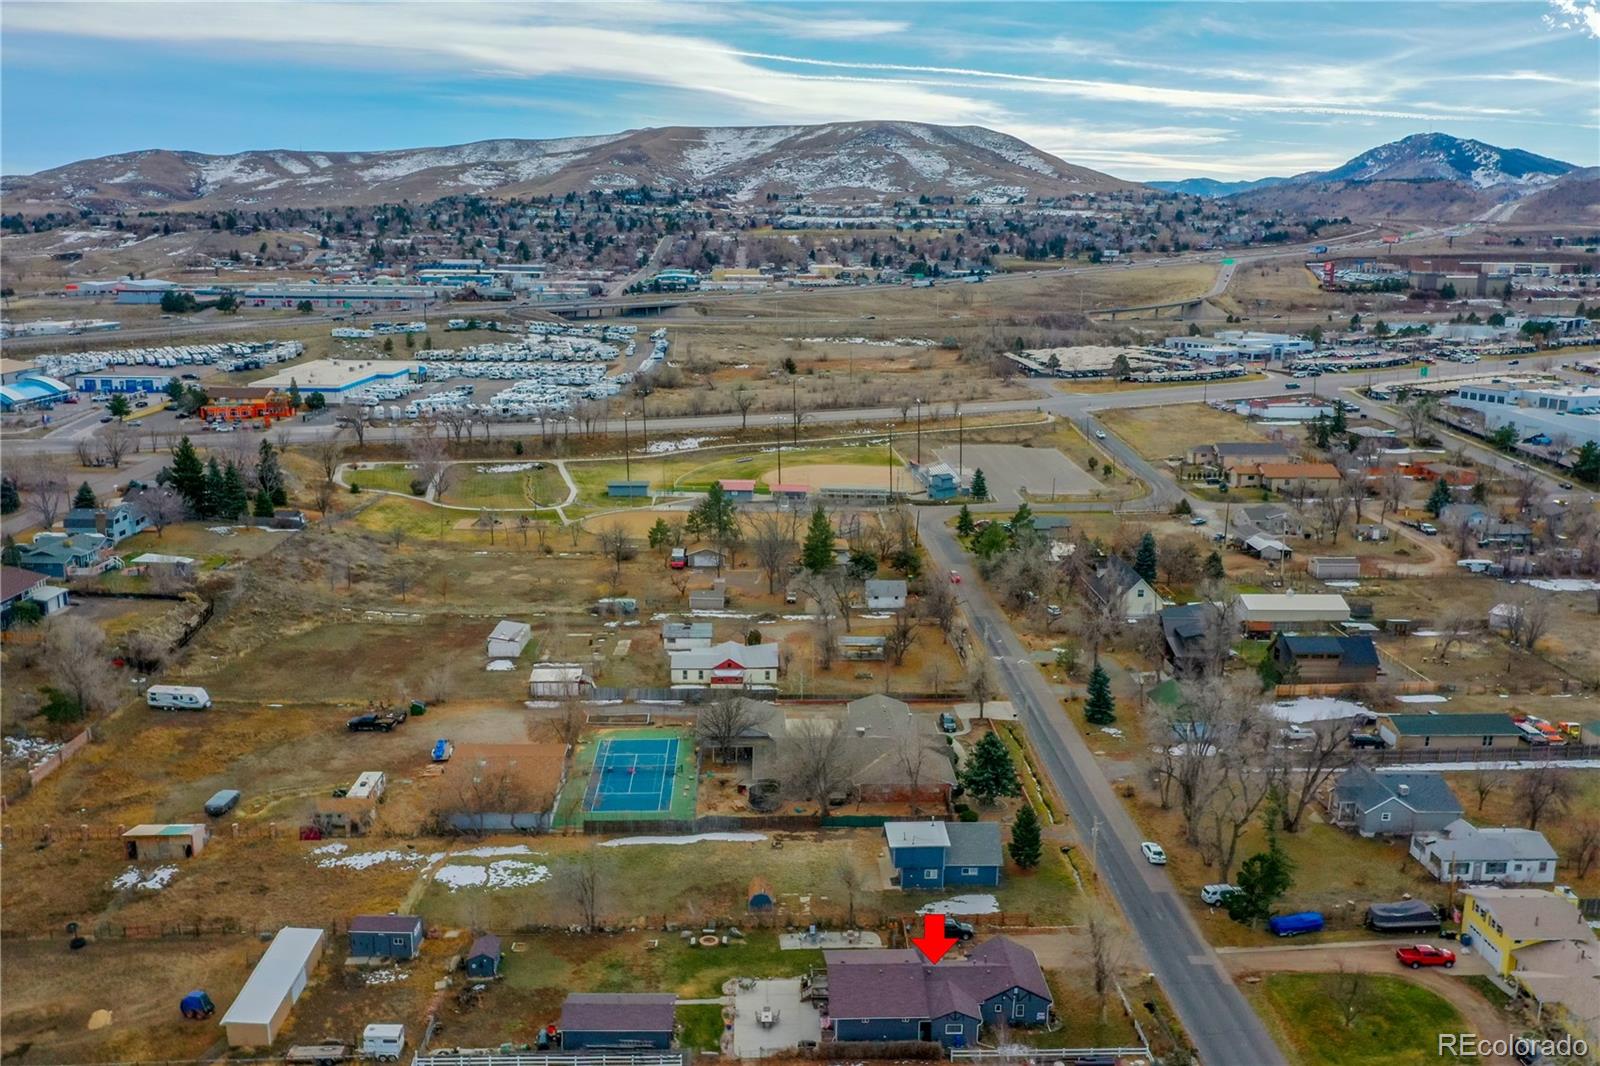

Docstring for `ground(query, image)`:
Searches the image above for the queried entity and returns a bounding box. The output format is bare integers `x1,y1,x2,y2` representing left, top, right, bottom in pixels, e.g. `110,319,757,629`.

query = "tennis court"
583,736,683,813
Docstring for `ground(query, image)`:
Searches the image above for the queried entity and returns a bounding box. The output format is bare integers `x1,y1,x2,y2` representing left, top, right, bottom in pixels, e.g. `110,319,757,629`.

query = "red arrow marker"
910,913,958,964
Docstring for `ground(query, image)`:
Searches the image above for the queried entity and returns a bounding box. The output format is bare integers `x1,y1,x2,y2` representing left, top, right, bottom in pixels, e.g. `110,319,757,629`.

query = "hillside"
0,122,1138,214
1504,167,1600,225
1147,176,1287,197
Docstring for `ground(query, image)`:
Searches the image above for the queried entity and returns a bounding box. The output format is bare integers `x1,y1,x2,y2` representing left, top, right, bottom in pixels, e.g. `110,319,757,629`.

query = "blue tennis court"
584,736,681,813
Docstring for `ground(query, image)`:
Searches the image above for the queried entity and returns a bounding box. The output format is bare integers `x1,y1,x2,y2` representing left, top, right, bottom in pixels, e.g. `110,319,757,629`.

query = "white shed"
487,620,532,659
528,663,588,698
220,927,326,1046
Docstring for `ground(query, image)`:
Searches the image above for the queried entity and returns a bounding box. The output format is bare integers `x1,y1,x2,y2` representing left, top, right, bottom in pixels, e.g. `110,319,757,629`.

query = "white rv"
146,685,213,711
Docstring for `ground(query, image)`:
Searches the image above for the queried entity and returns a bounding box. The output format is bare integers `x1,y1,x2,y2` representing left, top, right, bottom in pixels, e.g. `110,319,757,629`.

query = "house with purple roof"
824,937,1052,1048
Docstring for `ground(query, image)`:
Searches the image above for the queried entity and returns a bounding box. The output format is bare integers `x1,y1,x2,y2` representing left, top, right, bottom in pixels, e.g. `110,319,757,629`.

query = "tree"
836,860,866,927
557,853,603,931
305,391,326,412
1008,804,1042,869
781,717,860,811
168,436,205,513
1574,440,1600,485
256,439,288,506
1204,550,1226,581
733,385,755,430
695,691,766,762
1469,769,1506,813
1401,394,1437,444
1517,761,1575,830
686,482,740,574
41,615,118,719
219,461,249,520
1083,903,1121,1022
595,522,634,592
919,579,959,635
883,610,917,666
1133,532,1159,584
960,730,1021,804
296,299,314,314
1421,478,1451,518
972,522,1010,560
73,482,98,510
745,513,799,593
1324,963,1374,1031
1227,816,1294,927
1084,663,1116,724
965,660,997,718
970,468,988,501
107,394,132,418
800,504,835,573
955,504,975,538
647,517,674,556
0,475,18,515
1570,815,1600,879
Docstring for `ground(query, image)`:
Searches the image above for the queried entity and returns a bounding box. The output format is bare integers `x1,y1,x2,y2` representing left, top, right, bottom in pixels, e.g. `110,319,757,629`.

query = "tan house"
1228,461,1342,491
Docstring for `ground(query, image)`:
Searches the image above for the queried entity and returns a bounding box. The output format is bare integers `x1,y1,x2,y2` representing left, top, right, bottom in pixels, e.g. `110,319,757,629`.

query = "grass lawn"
565,441,900,505
676,1004,726,1051
348,462,567,510
345,462,420,495
1250,973,1478,1065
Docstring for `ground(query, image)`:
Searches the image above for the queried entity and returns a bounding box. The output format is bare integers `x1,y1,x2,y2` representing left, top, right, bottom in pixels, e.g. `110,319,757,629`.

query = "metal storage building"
486,620,532,659
465,934,502,978
219,927,326,1047
560,993,676,1050
348,915,423,960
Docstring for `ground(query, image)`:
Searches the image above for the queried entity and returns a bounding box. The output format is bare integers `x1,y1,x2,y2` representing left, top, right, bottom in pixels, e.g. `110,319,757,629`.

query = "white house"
864,579,908,611
487,620,533,659
1235,592,1351,630
670,641,780,688
1084,557,1159,621
1409,819,1558,885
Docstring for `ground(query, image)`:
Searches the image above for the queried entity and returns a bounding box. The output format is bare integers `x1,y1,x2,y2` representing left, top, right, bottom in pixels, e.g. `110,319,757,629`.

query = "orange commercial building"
198,388,296,423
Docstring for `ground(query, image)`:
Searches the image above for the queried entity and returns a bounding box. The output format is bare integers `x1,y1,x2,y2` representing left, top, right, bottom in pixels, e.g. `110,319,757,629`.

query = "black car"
943,916,975,941
347,711,405,732
1349,733,1388,749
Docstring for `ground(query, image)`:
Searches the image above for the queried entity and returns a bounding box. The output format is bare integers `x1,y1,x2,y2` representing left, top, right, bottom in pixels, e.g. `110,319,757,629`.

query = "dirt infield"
765,463,904,490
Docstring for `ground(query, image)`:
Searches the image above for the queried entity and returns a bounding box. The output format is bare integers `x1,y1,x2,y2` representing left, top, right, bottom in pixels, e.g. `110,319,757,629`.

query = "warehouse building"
0,373,72,411
219,927,327,1047
238,283,438,312
251,360,418,403
75,371,176,394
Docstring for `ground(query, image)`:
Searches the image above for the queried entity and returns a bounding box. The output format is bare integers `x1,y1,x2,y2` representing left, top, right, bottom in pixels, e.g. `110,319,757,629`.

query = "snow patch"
1520,578,1600,592
599,832,766,847
1269,696,1368,723
110,865,178,891
916,894,1000,915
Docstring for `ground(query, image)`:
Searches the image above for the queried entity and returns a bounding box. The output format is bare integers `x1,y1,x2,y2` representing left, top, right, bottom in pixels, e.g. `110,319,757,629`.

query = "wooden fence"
1356,743,1600,766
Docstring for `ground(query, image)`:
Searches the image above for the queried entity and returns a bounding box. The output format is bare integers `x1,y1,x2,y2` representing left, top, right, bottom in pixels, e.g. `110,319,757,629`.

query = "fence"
414,1054,685,1066
577,813,820,836
951,1048,1149,1062
1355,743,1600,766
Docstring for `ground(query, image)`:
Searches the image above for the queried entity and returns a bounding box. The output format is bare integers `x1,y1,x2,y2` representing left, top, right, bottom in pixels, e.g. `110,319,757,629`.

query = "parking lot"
936,443,1103,503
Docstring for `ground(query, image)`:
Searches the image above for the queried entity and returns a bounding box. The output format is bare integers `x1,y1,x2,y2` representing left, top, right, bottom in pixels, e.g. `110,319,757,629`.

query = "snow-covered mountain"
1298,133,1574,189
1146,176,1288,197
1,122,1137,213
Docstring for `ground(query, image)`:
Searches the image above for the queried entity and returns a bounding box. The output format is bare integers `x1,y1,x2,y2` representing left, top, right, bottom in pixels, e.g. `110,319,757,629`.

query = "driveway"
1219,942,1516,1065
730,978,821,1059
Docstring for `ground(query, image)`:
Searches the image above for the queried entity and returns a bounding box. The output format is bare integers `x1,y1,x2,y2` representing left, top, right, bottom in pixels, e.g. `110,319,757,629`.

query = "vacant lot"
1098,403,1272,462
1248,973,1476,1065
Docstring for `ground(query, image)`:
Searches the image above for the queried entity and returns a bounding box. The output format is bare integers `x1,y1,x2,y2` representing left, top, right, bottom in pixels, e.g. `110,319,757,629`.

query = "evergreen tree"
1227,812,1295,926
970,468,988,501
1084,663,1116,724
0,476,19,516
1425,478,1453,518
1308,413,1331,450
955,504,975,538
253,490,276,519
1008,804,1043,869
256,439,287,506
107,394,132,418
287,379,302,410
73,482,98,510
959,731,1021,804
1204,550,1226,582
1133,532,1159,584
201,457,226,519
220,462,249,520
801,504,835,573
164,379,185,402
1330,404,1348,435
1574,440,1600,485
647,517,673,554
1008,502,1035,543
972,522,1010,560
168,436,205,513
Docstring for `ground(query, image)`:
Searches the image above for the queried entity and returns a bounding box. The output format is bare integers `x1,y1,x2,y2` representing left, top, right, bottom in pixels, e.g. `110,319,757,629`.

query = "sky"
2,0,1596,181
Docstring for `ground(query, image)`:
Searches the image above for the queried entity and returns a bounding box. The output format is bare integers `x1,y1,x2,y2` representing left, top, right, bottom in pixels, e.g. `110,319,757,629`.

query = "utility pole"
775,418,782,484
640,395,648,457
623,411,630,481
958,413,964,483
915,399,923,464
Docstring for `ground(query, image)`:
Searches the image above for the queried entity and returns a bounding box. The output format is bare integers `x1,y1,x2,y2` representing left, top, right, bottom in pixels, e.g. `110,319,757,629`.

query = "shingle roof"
943,821,1003,868
865,579,907,598
1417,820,1557,864
1333,767,1462,815
0,565,42,602
560,993,676,1032
670,641,779,670
1468,888,1595,943
349,915,422,934
468,934,501,960
825,937,1050,1022
1279,634,1379,667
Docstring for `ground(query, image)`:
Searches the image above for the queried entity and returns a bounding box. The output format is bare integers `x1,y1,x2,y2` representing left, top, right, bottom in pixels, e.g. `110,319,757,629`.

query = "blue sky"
3,1,1596,180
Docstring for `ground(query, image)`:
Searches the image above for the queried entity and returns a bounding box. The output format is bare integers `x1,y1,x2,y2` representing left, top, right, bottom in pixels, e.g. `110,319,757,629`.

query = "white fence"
412,1055,683,1066
950,1047,1149,1062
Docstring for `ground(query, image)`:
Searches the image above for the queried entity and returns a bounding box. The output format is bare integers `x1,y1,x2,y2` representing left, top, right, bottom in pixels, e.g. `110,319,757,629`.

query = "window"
924,869,940,880
1538,861,1549,872
1012,1000,1025,1020
1380,812,1392,823
1484,861,1508,876
944,1024,965,1036
961,867,979,876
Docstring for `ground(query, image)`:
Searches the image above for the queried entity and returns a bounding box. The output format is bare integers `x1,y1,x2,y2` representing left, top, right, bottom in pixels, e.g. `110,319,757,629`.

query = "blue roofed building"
914,462,960,501
1268,632,1380,684
1328,766,1463,838
885,820,1002,891
18,533,113,579
0,374,72,411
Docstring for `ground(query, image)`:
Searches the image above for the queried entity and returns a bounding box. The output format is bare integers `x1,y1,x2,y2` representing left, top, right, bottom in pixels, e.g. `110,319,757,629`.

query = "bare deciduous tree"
408,430,453,500
780,717,859,812
965,660,998,718
695,690,767,762
747,510,799,594
883,610,917,667
98,419,135,469
335,409,369,447
836,860,865,927
1324,962,1373,1030
919,579,959,635
1517,761,1575,830
129,485,186,536
595,522,635,592
18,457,69,530
1470,769,1506,813
549,692,588,749
1570,815,1600,878
310,432,347,485
42,615,118,719
1431,609,1477,663
557,853,604,931
1084,903,1121,1021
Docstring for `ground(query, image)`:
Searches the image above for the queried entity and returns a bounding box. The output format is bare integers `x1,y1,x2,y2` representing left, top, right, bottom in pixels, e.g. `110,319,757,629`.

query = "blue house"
885,821,1003,890
64,504,150,546
826,937,1053,1048
916,462,960,501
347,914,423,960
18,533,110,579
464,934,501,978
560,993,676,1050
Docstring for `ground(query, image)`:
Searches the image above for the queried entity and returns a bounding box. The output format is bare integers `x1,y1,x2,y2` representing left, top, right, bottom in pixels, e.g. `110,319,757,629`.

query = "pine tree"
288,379,302,410
219,462,249,520
253,490,276,518
1204,550,1226,581
970,468,988,501
1008,804,1043,869
201,457,226,519
169,436,205,514
647,517,673,554
0,476,19,516
1227,812,1295,926
1574,440,1600,485
73,482,98,510
1425,478,1453,518
972,522,1010,560
960,731,1021,804
257,439,287,506
1133,532,1159,584
801,504,835,573
1330,404,1348,435
1008,502,1035,543
1084,663,1116,724
956,504,976,538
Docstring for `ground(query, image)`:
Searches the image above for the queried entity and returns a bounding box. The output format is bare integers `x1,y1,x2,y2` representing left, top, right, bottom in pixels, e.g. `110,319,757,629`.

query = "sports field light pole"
622,411,631,482
915,398,924,464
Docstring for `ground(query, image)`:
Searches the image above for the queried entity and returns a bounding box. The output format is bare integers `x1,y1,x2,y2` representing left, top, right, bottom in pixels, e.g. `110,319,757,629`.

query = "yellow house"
1461,887,1593,976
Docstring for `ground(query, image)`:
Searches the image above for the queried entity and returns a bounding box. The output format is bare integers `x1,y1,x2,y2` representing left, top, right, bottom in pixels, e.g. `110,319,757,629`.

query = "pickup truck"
347,711,406,732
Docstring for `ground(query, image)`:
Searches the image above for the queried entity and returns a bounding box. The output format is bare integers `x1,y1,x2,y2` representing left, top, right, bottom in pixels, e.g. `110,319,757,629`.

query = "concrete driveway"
730,979,821,1059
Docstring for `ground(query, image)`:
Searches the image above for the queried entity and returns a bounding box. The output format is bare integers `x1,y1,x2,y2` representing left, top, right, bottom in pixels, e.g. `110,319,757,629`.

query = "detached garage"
220,927,326,1047
560,993,677,1050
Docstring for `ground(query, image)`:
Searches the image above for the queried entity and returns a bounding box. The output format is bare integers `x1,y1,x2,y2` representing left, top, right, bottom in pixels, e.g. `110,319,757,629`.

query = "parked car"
347,711,406,732
203,789,241,817
1349,732,1388,749
1094,429,1107,440
948,570,962,584
1045,604,1062,618
1201,884,1241,906
1189,515,1208,526
1396,944,1455,969
1279,724,1315,744
1140,841,1168,865
668,546,686,569
1284,383,1302,390
1268,912,1325,937
1418,522,1438,535
942,916,975,941
431,738,453,762
938,712,959,734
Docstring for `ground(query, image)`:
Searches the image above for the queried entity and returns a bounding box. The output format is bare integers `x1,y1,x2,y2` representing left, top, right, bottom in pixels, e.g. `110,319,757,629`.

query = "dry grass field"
1098,403,1274,462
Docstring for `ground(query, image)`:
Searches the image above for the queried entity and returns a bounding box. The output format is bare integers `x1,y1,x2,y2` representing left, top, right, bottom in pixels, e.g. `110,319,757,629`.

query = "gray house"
560,993,676,1050
347,915,423,960
826,937,1052,1048
1409,819,1559,885
864,579,908,610
1327,767,1463,838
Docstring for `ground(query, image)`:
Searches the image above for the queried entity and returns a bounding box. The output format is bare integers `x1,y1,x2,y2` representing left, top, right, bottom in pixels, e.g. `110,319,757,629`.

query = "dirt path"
1219,942,1517,1065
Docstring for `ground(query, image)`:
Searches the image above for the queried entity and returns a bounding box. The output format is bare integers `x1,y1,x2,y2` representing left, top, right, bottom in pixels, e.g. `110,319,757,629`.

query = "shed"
487,620,532,659
770,483,811,504
465,934,502,978
688,588,727,611
1308,556,1361,580
838,635,887,661
348,915,424,960
220,927,326,1047
662,621,714,651
560,993,677,1050
747,877,775,911
122,823,209,861
607,481,650,498
864,579,908,610
685,548,726,570
718,479,757,502
528,664,589,698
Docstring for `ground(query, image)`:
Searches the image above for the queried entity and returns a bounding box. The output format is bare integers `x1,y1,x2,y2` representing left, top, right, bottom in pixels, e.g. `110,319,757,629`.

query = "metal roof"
1384,712,1521,736
884,821,950,850
219,927,325,1027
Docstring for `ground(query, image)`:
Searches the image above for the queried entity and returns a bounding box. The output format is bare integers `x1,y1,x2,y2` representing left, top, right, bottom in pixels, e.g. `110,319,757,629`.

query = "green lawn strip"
345,463,420,495
660,934,824,997
1252,973,1477,1066
676,1004,727,1051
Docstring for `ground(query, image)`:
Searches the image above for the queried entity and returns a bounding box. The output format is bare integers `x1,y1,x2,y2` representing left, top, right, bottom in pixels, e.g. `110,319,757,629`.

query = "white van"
361,1025,406,1062
146,685,213,711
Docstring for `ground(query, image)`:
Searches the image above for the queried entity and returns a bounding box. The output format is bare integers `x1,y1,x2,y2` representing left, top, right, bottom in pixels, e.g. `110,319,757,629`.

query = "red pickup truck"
1396,944,1456,969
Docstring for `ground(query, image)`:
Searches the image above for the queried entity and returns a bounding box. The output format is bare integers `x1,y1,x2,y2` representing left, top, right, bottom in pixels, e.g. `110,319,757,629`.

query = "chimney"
1397,783,1410,796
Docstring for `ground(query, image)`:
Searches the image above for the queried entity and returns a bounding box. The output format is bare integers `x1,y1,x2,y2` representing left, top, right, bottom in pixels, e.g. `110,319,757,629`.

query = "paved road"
920,518,1288,1066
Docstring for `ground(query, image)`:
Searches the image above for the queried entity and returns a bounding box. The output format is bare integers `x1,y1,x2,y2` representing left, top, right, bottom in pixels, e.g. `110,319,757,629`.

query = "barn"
348,915,424,960
487,620,532,659
122,823,209,861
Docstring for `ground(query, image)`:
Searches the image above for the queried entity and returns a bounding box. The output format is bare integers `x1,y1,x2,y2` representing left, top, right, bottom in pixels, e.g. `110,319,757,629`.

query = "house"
688,587,727,611
486,620,532,659
825,937,1052,1048
348,915,423,960
662,621,714,651
1308,556,1361,580
717,479,757,502
528,664,589,699
1159,603,1216,676
1229,461,1342,492
864,579,908,610
310,795,377,837
1032,514,1073,538
1083,556,1159,621
1188,441,1292,472
559,993,676,1050
1479,522,1533,550
1409,819,1558,884
465,934,502,978
1268,633,1380,684
685,548,726,570
1507,937,1600,1048
1236,592,1350,631
1241,504,1303,537
712,699,786,777
1439,503,1490,531
1462,887,1597,976
122,823,209,861
220,927,326,1047
63,503,150,545
17,532,113,579
884,820,1003,890
0,565,67,626
670,641,779,688
844,695,958,803
839,635,887,661
1377,712,1524,751
1242,533,1293,561
1326,767,1463,837
439,742,568,833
